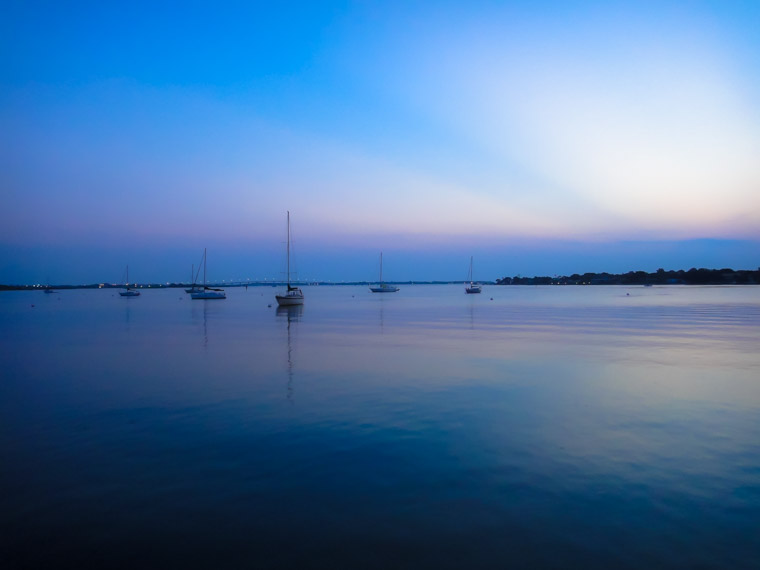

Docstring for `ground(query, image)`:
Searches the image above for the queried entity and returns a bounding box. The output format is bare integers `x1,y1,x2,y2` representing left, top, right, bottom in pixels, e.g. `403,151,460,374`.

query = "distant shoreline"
2,267,759,290
497,267,759,286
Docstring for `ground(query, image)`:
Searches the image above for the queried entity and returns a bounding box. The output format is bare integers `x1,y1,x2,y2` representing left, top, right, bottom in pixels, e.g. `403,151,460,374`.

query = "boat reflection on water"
202,302,208,348
276,304,303,322
276,305,303,401
189,298,210,348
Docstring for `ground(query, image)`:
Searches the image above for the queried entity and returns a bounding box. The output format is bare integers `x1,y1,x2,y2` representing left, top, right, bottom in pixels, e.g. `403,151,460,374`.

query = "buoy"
267,304,272,308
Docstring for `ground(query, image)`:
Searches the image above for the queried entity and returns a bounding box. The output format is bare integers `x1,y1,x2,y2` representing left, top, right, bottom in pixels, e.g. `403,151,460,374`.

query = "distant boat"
185,262,201,294
275,211,304,306
465,256,482,294
119,265,141,297
43,287,56,294
370,252,399,293
191,249,226,299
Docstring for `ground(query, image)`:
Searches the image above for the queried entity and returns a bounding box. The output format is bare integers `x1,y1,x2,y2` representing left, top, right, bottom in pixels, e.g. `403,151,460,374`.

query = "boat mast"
203,248,207,288
380,252,383,284
286,211,291,287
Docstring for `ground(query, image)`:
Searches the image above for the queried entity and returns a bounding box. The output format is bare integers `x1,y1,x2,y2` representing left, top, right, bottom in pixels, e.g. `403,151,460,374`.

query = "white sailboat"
370,252,399,293
191,249,226,299
119,265,141,297
275,211,304,306
465,256,482,294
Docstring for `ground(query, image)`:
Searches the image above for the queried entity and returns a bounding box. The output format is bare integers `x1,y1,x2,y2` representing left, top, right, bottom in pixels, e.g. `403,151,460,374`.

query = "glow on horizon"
2,1,759,282
360,2,760,237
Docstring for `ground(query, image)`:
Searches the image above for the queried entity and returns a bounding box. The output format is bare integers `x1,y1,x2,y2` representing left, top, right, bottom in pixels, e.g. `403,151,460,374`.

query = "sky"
2,0,759,284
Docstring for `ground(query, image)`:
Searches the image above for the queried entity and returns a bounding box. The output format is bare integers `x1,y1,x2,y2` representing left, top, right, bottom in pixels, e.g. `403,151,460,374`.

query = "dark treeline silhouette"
497,267,760,286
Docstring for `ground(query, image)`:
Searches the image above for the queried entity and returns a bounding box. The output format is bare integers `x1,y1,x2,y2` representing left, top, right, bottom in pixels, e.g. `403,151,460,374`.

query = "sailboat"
275,211,304,306
191,249,226,299
465,256,482,294
185,263,201,294
119,265,141,297
370,252,399,293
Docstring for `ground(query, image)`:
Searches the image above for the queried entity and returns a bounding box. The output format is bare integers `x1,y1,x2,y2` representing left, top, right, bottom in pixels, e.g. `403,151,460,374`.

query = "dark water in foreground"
1,285,759,569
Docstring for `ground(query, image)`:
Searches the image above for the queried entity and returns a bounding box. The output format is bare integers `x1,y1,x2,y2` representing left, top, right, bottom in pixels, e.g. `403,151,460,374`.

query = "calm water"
1,285,759,568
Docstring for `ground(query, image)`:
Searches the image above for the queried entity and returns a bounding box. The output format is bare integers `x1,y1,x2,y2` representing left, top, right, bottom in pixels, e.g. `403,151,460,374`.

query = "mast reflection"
276,305,303,401
376,296,386,334
203,301,208,349
191,299,210,348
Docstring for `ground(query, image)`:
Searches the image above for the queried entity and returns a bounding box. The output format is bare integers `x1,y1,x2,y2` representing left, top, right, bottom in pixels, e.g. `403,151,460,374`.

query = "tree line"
497,267,760,285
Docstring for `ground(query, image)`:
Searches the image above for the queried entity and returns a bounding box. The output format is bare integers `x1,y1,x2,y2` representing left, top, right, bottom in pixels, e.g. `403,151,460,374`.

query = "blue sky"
2,1,759,284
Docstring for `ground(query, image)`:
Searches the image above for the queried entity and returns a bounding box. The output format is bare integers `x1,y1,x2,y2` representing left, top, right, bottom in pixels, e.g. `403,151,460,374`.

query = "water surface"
2,285,759,568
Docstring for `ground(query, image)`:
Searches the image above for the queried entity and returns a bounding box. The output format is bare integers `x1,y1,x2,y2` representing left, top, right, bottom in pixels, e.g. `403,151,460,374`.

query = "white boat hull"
276,292,304,306
119,290,140,297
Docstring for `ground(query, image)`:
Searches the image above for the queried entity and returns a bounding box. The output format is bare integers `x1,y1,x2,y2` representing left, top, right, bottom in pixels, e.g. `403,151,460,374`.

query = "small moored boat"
370,252,399,293
465,256,482,294
191,249,226,299
185,263,201,294
119,265,141,297
276,211,304,306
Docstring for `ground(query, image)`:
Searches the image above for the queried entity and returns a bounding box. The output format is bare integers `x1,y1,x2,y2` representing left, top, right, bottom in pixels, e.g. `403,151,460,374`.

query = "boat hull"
276,293,304,306
191,291,226,299
119,290,140,297
369,285,399,293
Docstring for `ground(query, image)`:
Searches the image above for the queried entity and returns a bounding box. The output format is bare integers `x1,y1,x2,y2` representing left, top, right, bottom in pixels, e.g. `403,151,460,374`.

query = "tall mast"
286,211,291,286
380,252,383,283
203,248,207,287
